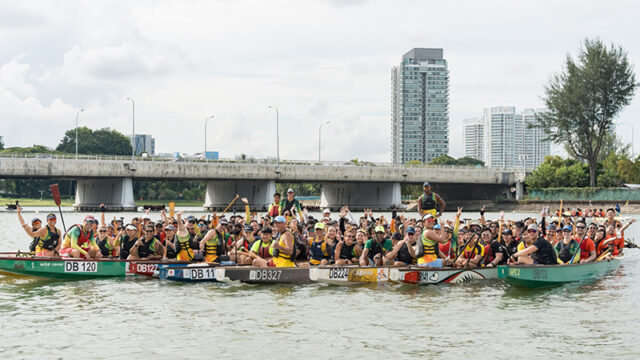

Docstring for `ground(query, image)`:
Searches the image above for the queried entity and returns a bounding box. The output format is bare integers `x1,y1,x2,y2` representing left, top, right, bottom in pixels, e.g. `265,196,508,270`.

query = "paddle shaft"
221,194,240,215
453,231,480,263
49,184,67,233
569,231,588,264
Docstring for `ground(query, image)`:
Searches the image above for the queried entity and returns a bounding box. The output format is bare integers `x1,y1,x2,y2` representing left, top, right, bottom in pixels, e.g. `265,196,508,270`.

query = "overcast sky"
1,0,639,161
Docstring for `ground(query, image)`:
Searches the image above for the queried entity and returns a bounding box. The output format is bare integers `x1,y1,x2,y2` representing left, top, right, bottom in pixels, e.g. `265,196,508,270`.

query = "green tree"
0,136,4,150
455,156,484,166
0,145,57,154
429,155,457,165
56,127,132,155
405,160,423,166
532,38,638,186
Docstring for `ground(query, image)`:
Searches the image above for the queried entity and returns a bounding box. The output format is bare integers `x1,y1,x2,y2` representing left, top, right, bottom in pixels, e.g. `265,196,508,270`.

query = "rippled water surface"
1,211,639,359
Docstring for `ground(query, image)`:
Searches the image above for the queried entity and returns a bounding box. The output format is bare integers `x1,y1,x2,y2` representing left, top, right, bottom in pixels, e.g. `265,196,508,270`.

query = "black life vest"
339,242,356,260
420,193,437,211
397,242,415,264
119,235,137,259
165,235,177,259
138,237,160,258
37,225,60,250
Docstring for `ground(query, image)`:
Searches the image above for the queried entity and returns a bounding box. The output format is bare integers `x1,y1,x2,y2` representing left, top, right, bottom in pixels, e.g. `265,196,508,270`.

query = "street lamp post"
318,121,330,162
75,108,85,159
126,97,135,164
204,115,214,160
268,106,280,166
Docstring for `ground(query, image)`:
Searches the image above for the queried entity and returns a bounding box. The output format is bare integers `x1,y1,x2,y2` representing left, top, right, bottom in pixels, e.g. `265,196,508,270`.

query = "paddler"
574,220,596,263
508,224,557,265
162,225,178,260
118,224,139,260
128,224,164,260
96,224,119,258
359,225,393,267
244,227,275,267
416,182,446,218
334,229,362,265
383,226,418,266
174,211,199,261
60,215,101,259
406,214,450,268
17,208,60,256
270,216,296,267
308,222,331,265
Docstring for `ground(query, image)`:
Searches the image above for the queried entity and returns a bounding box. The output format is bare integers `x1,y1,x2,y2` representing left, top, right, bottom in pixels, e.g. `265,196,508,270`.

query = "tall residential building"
128,134,155,155
463,118,484,162
521,108,550,168
391,48,449,163
480,107,549,168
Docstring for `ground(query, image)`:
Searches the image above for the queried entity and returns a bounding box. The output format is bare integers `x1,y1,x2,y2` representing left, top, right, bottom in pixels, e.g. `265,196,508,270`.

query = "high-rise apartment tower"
391,48,449,163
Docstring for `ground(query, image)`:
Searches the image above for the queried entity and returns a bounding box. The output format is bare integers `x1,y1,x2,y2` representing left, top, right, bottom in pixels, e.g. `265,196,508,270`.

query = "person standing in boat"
17,209,60,257
267,192,281,218
416,182,446,218
508,224,556,265
279,188,304,222
60,215,100,259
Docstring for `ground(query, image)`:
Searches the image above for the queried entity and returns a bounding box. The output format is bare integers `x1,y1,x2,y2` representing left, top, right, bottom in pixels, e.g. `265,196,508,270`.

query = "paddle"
595,249,612,262
569,230,588,264
220,194,240,215
452,230,480,264
49,184,67,233
169,201,175,219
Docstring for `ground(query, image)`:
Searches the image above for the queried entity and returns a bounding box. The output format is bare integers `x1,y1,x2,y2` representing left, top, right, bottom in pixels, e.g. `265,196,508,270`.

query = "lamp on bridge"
126,97,135,165
75,108,84,160
268,105,280,167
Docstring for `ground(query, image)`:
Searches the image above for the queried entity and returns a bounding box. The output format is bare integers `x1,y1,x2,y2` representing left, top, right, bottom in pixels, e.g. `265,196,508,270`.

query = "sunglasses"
563,229,571,232
145,229,154,233
99,230,107,233
527,229,537,233
576,226,586,229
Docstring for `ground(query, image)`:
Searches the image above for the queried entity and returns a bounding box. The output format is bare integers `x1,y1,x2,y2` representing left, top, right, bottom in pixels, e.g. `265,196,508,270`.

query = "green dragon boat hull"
497,257,622,288
0,257,127,279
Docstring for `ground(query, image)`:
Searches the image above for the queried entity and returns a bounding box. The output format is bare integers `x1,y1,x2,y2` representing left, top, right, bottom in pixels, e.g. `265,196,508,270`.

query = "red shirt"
439,242,453,258
576,237,595,260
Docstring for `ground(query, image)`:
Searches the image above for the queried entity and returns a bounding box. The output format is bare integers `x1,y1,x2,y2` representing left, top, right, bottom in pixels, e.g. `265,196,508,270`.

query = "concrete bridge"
0,154,527,211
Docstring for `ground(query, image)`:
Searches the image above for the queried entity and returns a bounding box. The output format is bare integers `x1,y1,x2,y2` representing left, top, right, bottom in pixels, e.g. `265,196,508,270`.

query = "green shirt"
364,238,393,252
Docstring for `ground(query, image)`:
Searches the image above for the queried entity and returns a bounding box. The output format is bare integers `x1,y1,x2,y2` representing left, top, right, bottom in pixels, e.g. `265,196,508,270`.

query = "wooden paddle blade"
49,184,62,206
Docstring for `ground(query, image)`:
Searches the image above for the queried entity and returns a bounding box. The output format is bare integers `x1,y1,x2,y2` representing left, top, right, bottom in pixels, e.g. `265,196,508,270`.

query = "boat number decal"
532,268,547,280
509,268,520,277
329,268,348,279
64,261,97,273
249,270,282,281
347,268,377,282
136,264,158,274
187,268,216,280
419,272,439,283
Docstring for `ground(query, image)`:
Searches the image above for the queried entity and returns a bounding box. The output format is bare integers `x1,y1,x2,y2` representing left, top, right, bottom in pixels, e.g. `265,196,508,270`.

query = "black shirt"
487,240,507,265
532,237,557,265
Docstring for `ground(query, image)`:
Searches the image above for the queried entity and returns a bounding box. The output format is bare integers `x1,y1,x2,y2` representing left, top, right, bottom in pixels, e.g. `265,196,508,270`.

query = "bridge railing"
0,152,532,172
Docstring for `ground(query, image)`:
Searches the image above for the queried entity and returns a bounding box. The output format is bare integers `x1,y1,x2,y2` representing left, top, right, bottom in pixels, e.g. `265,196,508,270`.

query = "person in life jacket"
128,224,164,260
17,208,61,256
96,224,119,258
383,227,418,266
416,182,446,218
279,188,305,223
244,227,276,267
60,215,100,259
267,192,281,218
269,216,297,267
334,229,363,265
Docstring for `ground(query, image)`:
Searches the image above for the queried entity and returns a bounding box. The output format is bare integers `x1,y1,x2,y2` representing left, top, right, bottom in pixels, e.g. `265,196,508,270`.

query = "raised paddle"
453,230,480,264
49,184,67,233
220,194,240,215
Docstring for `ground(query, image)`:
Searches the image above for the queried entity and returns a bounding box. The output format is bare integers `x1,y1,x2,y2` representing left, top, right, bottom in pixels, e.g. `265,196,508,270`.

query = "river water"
1,209,639,359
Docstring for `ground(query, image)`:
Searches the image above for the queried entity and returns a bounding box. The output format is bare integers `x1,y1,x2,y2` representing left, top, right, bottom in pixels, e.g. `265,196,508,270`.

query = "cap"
287,188,294,193
527,224,539,232
125,224,137,231
502,228,513,235
422,214,435,221
323,208,330,214
165,225,176,231
470,219,481,226
46,213,56,220
84,215,96,223
443,224,452,230
547,224,556,230
562,225,573,232
423,181,431,187
314,222,325,230
375,225,385,233
274,216,286,223
142,215,151,220
433,224,442,230
31,218,41,224
219,218,229,225
406,226,416,234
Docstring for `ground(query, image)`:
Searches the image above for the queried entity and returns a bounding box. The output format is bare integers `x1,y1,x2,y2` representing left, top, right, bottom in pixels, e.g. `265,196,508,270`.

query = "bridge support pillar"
320,182,402,211
204,180,275,211
515,181,524,200
74,178,136,211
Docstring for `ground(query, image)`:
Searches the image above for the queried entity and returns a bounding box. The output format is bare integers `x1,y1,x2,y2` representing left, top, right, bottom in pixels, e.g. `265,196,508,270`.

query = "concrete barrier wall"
528,188,640,201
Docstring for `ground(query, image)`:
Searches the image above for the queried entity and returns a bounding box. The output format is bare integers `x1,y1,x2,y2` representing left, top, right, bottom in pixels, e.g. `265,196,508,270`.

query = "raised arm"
16,208,46,238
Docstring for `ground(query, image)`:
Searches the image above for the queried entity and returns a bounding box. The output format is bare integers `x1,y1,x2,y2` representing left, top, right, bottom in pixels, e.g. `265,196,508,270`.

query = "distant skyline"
1,0,638,161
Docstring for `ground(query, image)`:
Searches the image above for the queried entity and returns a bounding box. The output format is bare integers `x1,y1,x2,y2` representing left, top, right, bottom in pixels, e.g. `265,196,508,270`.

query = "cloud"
0,56,36,97
62,43,169,81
